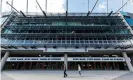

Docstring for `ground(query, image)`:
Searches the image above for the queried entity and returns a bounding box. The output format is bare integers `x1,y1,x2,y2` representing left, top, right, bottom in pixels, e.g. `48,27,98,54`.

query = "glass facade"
1,12,133,48
121,11,133,29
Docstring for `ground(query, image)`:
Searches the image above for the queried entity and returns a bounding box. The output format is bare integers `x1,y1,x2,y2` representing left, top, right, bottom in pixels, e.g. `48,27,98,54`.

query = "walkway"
1,70,131,80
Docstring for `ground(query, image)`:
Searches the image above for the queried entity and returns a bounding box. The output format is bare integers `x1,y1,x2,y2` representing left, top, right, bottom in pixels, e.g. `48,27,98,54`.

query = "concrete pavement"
1,70,132,80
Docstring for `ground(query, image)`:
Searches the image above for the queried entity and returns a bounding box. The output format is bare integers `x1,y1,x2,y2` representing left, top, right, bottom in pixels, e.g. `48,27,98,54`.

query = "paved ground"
112,72,133,80
1,70,132,80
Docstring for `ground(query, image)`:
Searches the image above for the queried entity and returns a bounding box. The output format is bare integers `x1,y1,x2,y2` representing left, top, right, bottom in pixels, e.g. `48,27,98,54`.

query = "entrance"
4,62,64,70
68,62,128,70
4,62,128,70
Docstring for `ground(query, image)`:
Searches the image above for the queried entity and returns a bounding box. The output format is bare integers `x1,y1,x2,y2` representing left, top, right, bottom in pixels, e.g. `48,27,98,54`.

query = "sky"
1,0,133,13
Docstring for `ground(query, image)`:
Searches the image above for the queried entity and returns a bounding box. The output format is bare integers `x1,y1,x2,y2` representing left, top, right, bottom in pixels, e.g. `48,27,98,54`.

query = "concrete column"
122,52,133,72
130,55,133,66
64,53,68,70
1,51,10,70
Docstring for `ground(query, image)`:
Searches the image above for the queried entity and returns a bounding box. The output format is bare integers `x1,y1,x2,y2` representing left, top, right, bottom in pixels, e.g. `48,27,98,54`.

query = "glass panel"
108,41,112,43
80,40,84,43
58,40,61,43
99,41,102,43
62,40,65,43
67,40,70,43
76,40,79,43
85,40,88,43
90,41,93,43
71,40,75,43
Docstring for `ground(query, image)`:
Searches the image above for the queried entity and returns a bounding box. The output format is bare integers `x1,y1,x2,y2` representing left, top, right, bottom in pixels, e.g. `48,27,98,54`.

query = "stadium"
1,0,133,80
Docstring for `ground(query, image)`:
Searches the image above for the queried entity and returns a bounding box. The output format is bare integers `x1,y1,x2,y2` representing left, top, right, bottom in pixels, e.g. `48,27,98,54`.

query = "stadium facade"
1,11,133,71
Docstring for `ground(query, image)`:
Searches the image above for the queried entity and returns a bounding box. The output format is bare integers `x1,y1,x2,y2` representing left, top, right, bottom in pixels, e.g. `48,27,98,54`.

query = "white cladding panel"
43,48,86,52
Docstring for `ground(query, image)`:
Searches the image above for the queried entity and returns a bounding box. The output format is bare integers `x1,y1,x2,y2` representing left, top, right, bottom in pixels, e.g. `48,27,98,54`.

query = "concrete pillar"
128,54,133,66
122,52,133,72
64,53,68,70
130,55,133,66
1,51,10,71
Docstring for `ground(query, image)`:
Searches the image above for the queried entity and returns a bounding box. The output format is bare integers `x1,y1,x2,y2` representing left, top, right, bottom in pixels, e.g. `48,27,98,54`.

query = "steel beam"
91,0,99,13
87,11,90,16
65,11,68,25
11,0,13,11
0,0,2,13
107,0,108,13
107,11,113,17
26,0,28,14
20,11,26,17
115,0,129,13
87,0,99,16
66,11,68,17
45,0,47,12
36,0,47,17
6,1,27,17
6,1,19,13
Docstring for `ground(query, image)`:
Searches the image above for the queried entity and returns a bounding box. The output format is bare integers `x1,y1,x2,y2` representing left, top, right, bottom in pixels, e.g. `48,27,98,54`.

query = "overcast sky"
1,0,133,13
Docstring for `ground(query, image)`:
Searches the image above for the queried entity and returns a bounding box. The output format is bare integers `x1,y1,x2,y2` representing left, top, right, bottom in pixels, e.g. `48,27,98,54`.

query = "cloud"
47,0,65,13
129,0,133,4
2,0,133,13
2,0,66,13
97,2,107,12
99,4,106,9
98,2,106,9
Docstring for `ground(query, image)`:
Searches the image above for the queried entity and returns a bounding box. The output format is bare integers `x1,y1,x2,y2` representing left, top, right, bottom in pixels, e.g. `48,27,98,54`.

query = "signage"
7,57,63,62
7,57,126,62
68,57,126,62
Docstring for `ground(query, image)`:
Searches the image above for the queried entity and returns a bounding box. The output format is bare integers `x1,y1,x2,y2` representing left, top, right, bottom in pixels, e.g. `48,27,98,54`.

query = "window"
80,40,84,43
62,40,65,43
58,40,61,43
67,40,70,43
104,41,107,43
85,40,88,43
108,41,112,43
99,41,102,43
71,40,75,43
94,41,98,43
90,41,93,43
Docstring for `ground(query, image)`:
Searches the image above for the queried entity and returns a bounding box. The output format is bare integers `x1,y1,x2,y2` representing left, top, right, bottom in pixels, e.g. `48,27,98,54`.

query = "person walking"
78,64,81,75
64,64,67,77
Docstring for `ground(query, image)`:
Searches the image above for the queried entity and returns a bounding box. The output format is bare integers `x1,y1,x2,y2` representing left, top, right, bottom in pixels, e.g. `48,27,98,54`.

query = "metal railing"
13,12,119,17
1,40,133,47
